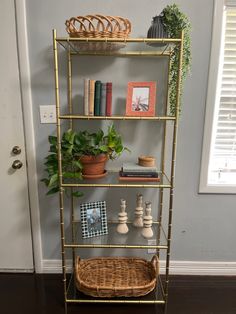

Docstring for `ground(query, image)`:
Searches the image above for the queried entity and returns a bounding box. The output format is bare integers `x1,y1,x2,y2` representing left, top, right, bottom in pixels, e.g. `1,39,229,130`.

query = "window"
200,0,236,193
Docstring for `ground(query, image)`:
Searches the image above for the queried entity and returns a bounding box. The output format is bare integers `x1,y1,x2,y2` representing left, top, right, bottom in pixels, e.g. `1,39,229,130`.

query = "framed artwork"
126,81,156,116
80,201,108,238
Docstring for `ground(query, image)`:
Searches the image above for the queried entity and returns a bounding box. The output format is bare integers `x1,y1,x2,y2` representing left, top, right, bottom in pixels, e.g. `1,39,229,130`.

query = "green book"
94,80,102,116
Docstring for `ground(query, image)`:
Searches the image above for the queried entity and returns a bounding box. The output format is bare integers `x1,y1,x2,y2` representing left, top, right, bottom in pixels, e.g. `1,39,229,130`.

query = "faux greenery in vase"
160,4,191,116
42,124,128,196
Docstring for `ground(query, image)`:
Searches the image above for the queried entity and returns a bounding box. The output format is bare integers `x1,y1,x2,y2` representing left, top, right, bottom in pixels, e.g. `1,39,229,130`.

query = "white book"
122,162,158,173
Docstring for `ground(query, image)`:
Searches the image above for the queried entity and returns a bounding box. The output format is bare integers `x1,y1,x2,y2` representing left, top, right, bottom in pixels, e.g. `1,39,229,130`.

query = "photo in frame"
126,81,156,116
80,201,108,238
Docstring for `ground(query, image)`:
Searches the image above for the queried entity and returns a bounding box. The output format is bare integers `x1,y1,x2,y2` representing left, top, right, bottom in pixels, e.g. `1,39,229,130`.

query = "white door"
0,0,34,271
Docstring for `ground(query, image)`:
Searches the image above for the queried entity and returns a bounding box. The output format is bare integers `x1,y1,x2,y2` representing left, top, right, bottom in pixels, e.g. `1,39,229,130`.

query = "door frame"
15,0,42,273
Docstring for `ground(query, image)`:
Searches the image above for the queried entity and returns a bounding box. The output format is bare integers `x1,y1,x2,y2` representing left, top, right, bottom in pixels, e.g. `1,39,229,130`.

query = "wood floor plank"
0,274,235,314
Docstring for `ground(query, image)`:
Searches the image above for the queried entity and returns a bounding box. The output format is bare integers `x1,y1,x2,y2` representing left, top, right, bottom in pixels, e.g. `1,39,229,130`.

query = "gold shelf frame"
59,114,176,120
66,274,165,304
52,29,184,314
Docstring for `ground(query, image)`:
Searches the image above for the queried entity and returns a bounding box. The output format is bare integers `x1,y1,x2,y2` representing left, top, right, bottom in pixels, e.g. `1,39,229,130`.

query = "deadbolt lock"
12,146,21,155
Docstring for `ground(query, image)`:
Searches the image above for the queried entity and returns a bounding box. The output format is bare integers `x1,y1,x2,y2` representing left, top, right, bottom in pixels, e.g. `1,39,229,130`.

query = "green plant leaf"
49,145,57,153
95,129,104,144
98,145,108,152
46,187,60,195
41,178,49,185
48,173,58,187
48,136,57,145
72,191,83,197
72,160,82,169
63,129,76,144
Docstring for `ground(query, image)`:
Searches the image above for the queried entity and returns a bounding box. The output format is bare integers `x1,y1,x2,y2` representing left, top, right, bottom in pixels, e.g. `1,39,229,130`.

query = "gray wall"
26,0,236,261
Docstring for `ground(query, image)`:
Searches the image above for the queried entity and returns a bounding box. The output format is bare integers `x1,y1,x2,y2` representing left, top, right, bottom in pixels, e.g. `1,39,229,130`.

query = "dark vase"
147,15,167,39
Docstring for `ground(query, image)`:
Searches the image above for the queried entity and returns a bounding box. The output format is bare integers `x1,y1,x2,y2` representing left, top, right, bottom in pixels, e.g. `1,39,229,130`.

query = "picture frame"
80,201,108,238
126,81,156,116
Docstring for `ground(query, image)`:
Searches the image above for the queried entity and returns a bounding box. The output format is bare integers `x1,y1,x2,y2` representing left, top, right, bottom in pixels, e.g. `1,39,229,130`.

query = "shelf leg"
67,48,73,129
157,54,170,257
164,30,184,306
53,28,67,308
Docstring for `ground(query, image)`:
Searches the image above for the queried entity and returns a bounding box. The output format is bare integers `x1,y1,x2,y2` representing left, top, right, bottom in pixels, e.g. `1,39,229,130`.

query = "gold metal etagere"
52,29,183,314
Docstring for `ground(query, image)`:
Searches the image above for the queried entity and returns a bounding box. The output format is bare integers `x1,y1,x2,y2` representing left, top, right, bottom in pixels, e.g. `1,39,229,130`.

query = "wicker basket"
75,255,159,298
65,14,131,38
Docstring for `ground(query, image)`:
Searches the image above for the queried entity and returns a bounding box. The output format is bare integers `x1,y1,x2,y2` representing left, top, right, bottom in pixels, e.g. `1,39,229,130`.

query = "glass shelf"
66,273,165,304
62,171,171,189
56,37,180,56
59,114,176,121
65,222,168,249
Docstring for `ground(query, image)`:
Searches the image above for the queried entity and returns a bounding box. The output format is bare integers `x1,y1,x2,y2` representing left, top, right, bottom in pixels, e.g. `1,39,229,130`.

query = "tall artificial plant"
160,4,191,116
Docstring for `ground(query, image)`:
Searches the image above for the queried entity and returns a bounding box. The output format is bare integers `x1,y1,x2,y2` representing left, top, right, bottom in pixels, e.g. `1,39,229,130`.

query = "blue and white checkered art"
80,201,108,239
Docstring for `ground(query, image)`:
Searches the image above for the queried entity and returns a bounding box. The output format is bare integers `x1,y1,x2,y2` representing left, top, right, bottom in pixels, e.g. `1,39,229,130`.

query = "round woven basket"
65,14,131,38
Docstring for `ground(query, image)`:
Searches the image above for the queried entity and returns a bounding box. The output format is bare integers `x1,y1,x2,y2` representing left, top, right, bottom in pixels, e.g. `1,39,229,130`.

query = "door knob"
12,146,21,155
12,160,23,170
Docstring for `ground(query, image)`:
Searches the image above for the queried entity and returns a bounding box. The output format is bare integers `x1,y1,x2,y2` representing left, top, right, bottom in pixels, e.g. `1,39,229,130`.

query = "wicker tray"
75,255,159,298
65,14,131,52
65,14,131,38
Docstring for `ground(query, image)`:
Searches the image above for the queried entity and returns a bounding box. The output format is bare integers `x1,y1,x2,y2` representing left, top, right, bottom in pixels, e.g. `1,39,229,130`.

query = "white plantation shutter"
209,5,236,184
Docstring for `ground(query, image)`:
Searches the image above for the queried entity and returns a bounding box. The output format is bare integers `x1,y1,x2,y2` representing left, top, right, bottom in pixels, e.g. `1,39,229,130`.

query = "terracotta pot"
80,154,108,176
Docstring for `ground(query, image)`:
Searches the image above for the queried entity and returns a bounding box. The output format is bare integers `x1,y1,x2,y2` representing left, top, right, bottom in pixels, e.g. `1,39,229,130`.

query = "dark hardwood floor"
0,273,235,314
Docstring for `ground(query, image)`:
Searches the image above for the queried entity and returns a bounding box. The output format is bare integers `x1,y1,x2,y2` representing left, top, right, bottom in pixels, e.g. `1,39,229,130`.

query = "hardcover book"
83,78,89,115
122,162,158,173
100,83,107,116
119,175,160,182
94,80,102,116
120,170,159,178
106,82,112,116
89,79,95,115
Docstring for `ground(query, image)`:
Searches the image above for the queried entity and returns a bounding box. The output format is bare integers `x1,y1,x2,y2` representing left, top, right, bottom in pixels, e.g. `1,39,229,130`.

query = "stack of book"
84,79,112,116
119,162,160,182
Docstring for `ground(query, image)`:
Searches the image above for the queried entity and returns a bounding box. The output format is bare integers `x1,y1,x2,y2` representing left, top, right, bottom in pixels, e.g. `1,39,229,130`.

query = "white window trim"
199,0,236,194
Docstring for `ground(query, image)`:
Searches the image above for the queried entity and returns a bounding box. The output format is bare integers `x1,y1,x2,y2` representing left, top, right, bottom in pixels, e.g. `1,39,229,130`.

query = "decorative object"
147,15,168,46
133,193,143,227
116,199,129,234
75,255,159,297
138,155,156,167
80,201,108,238
65,15,131,52
160,4,191,115
141,202,153,239
126,82,156,116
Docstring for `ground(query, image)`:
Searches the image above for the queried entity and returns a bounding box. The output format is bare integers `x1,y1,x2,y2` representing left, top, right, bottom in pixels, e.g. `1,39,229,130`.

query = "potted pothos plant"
159,4,191,116
74,124,129,178
42,124,129,196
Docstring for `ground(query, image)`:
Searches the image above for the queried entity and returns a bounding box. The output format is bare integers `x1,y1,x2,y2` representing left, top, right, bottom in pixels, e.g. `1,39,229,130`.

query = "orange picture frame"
125,81,156,116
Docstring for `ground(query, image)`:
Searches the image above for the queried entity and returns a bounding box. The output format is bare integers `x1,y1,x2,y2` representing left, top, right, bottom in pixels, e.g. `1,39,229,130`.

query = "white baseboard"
42,259,236,276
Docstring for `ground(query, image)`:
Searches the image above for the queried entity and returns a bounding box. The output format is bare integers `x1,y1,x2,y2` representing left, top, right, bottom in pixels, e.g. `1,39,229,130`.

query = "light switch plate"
40,105,56,123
